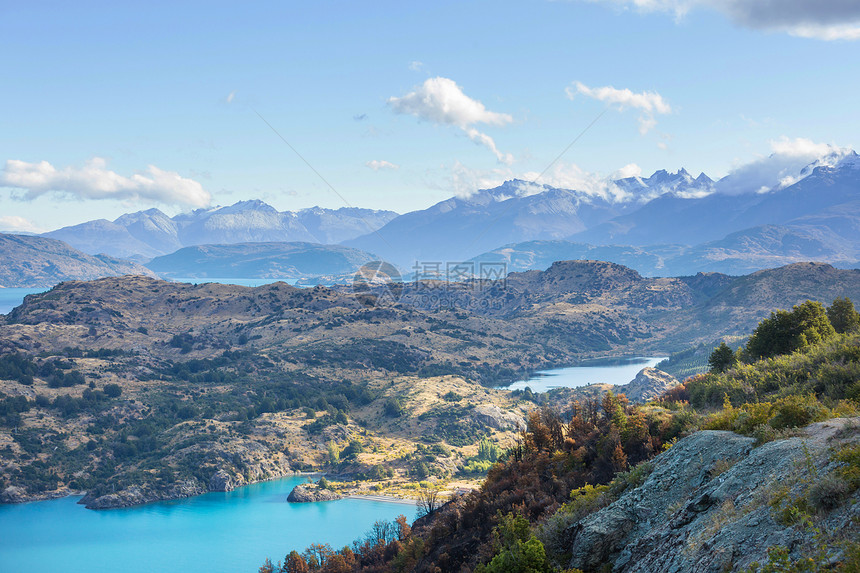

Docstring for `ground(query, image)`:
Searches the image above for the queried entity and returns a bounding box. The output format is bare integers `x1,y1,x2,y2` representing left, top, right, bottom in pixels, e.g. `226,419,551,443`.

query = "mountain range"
7,149,859,283
43,202,398,260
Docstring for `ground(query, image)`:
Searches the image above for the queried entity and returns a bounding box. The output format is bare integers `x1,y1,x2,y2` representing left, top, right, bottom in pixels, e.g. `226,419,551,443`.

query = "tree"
708,342,737,373
480,513,552,573
282,551,309,573
827,297,860,333
383,397,403,417
745,300,835,360
417,488,442,517
327,442,340,464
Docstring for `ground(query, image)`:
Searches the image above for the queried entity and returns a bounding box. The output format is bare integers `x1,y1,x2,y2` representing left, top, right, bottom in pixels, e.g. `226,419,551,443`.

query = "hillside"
145,241,381,279
1,261,859,513
0,233,156,288
271,313,860,573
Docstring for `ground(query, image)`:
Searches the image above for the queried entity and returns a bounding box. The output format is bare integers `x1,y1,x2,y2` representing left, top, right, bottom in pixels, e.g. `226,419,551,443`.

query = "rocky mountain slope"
1,260,859,511
0,233,156,288
567,419,860,572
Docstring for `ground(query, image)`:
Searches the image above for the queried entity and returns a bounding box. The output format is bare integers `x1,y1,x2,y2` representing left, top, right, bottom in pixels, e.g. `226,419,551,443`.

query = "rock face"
566,418,860,572
0,486,29,503
287,484,342,503
208,469,238,492
616,367,679,403
79,479,206,509
473,404,525,431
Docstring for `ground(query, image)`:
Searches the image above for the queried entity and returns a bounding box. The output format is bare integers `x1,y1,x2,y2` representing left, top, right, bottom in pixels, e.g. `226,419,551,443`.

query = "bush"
383,397,403,418
807,474,850,511
104,384,122,398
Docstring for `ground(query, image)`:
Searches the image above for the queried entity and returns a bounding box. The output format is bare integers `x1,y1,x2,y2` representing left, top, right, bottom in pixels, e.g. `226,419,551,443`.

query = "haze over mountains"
3,148,857,284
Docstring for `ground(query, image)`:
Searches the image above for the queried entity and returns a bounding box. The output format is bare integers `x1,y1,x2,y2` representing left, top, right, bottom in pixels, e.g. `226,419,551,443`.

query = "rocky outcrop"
287,484,342,503
0,485,29,503
473,404,525,431
566,418,860,572
78,479,206,509
208,469,238,492
616,367,679,403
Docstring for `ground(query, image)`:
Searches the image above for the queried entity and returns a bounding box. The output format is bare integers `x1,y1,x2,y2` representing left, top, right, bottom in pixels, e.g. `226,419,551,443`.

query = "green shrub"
807,474,850,511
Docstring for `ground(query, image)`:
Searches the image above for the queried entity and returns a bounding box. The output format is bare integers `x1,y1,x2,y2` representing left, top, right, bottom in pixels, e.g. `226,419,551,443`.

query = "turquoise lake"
0,476,416,573
508,356,668,393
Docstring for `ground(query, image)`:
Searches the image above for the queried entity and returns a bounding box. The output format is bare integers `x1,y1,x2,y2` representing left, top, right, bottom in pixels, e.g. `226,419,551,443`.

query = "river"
0,476,415,573
507,356,667,393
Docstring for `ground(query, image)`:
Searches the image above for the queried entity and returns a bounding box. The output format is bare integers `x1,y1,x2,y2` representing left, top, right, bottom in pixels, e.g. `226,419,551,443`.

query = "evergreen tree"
708,342,737,373
745,300,835,360
827,297,860,333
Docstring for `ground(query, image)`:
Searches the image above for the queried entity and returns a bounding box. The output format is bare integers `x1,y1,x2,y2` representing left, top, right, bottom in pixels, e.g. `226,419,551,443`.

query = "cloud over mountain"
716,137,853,195
388,77,514,164
0,157,212,208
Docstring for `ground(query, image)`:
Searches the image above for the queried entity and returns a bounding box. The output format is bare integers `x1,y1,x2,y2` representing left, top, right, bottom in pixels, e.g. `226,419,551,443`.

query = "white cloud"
465,128,514,165
435,161,631,203
365,160,400,171
388,77,514,163
520,162,632,202
0,215,43,233
716,137,852,195
580,0,860,40
0,157,212,207
613,163,643,179
409,60,424,71
226,90,236,104
567,81,671,134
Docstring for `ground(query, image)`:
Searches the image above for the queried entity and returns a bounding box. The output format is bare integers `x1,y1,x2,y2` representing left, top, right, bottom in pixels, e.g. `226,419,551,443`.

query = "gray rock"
616,367,679,403
287,484,342,503
208,469,236,492
0,485,28,503
566,418,860,573
79,479,206,509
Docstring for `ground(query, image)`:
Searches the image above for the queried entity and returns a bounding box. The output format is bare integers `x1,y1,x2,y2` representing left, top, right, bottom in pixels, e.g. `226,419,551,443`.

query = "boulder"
287,484,342,503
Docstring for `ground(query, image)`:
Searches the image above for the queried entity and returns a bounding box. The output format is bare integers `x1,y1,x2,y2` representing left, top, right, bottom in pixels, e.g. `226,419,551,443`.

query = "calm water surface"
0,476,415,573
507,356,667,393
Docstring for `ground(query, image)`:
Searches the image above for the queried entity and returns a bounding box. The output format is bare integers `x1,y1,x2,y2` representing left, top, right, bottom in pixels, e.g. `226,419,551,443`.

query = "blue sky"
1,0,859,232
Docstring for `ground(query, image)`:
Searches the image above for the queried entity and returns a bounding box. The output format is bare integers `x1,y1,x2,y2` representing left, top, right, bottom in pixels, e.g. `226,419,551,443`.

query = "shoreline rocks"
287,483,343,503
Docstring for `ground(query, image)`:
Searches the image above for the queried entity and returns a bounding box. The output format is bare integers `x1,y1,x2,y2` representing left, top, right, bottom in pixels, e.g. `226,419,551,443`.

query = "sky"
1,0,859,232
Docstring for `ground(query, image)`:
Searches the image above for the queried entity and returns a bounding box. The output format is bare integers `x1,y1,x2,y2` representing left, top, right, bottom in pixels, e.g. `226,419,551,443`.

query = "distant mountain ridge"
348,150,860,271
0,233,156,288
44,203,398,260
145,242,380,279
35,149,860,278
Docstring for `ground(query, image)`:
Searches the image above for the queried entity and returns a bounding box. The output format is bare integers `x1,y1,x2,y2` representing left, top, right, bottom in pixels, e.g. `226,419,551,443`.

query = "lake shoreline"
1,470,325,509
